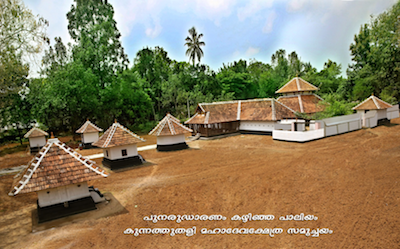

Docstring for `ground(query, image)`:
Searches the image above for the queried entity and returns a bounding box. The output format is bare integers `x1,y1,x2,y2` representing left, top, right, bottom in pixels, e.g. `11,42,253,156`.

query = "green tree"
0,0,48,56
0,0,48,133
348,2,400,101
185,26,205,66
0,52,29,108
67,0,129,88
0,0,48,104
133,46,172,119
31,60,100,132
41,37,69,75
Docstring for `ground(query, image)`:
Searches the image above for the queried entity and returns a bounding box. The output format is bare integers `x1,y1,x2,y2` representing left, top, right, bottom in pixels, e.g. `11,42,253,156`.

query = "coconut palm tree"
184,27,205,66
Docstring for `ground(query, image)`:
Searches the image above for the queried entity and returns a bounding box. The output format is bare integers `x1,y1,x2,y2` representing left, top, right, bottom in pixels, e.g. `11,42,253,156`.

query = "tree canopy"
2,0,400,140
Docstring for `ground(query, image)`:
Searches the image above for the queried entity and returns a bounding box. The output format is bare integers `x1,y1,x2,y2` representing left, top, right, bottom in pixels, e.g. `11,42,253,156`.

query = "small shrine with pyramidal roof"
24,127,49,154
149,113,193,151
93,121,146,169
9,134,108,223
76,119,103,149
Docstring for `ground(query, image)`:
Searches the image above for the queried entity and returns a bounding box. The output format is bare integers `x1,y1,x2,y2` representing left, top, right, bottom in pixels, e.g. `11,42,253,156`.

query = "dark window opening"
122,149,127,156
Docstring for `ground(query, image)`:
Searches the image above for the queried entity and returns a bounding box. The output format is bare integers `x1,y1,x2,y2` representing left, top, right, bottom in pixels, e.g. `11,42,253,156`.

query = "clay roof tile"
353,95,393,110
149,114,192,136
9,138,108,196
24,127,48,138
92,122,145,148
76,120,103,133
275,77,319,94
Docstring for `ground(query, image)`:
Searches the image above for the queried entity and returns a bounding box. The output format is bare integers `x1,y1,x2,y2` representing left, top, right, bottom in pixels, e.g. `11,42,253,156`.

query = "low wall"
321,113,362,137
272,129,324,142
387,104,399,120
364,110,377,128
274,120,305,131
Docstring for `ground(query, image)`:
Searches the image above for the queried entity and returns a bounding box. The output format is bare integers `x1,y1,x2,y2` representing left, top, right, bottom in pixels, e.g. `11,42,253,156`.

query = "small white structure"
9,137,108,223
24,127,48,153
76,120,103,148
93,121,146,169
149,113,193,151
353,94,394,127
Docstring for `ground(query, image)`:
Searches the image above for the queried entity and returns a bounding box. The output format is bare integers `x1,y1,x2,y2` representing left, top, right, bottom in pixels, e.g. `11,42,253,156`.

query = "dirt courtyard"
1,120,400,248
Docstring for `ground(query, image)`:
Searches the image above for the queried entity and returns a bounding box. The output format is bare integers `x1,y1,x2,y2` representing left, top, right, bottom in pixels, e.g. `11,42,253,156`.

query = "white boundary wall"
272,106,399,143
240,121,276,132
273,129,324,142
274,120,305,131
387,104,399,120
364,110,377,128
321,113,362,137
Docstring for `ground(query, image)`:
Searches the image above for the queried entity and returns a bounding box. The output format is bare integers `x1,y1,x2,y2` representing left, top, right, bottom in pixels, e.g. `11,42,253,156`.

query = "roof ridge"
276,77,318,94
9,139,108,196
10,141,53,196
237,101,241,120
24,127,48,138
167,117,176,135
55,141,107,176
371,96,380,109
76,120,103,133
298,95,304,113
150,114,192,135
103,123,118,147
117,123,145,142
352,95,392,110
149,116,167,136
376,96,392,108
184,113,199,124
275,99,297,113
272,99,276,121
296,77,301,91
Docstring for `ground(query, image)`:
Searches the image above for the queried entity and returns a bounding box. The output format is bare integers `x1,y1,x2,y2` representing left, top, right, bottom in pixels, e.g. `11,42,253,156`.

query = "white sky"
24,0,397,77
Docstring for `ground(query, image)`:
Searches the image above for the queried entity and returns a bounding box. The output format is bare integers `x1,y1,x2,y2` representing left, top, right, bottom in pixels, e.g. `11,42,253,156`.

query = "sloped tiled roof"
353,95,392,110
185,99,296,124
240,99,296,121
24,127,48,138
92,122,145,148
9,138,108,196
277,94,325,114
149,114,192,136
76,120,103,133
275,77,319,94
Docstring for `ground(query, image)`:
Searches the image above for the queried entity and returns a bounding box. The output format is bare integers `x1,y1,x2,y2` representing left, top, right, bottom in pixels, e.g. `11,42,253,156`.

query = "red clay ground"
1,121,400,248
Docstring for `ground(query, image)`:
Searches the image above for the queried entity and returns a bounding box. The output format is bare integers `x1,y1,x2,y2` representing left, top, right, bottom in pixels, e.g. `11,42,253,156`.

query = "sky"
24,0,397,77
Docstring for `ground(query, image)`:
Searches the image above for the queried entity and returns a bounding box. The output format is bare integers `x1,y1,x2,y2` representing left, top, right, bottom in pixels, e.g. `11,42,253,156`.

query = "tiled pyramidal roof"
24,127,49,138
277,94,325,114
353,95,393,110
92,122,145,148
76,120,103,133
275,77,319,94
149,114,193,136
9,138,108,196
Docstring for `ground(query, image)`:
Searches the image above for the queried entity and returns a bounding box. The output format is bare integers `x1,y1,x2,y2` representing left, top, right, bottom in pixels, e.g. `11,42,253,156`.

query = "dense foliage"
1,0,400,138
